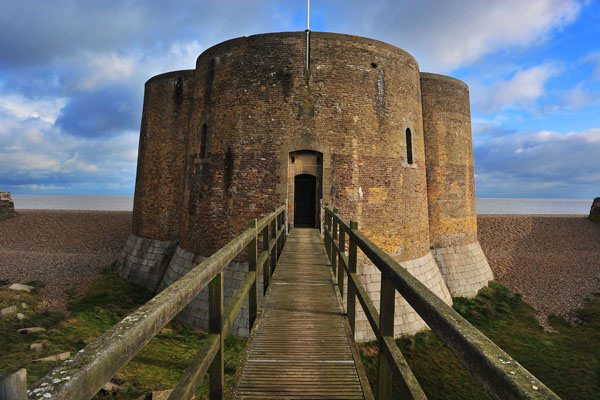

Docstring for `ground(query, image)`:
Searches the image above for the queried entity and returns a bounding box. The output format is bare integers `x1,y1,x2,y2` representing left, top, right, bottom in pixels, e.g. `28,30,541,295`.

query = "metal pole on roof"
305,0,311,71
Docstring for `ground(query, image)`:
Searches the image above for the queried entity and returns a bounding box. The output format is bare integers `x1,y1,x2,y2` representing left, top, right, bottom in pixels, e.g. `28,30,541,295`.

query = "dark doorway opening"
294,174,317,227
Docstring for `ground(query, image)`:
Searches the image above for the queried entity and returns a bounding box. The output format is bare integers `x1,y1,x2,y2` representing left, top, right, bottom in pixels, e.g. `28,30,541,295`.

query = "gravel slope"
478,215,600,322
0,210,131,311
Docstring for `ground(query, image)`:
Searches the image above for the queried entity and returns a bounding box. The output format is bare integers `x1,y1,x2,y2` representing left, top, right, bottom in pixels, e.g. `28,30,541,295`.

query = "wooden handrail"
323,206,560,400
24,205,287,400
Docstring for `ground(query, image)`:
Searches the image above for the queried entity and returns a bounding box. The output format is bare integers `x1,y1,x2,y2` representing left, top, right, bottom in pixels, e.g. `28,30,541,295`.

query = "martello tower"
117,32,493,340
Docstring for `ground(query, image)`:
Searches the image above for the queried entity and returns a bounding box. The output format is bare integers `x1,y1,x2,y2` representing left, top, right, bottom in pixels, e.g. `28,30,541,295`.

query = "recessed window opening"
200,124,208,159
406,128,413,165
316,156,321,165
371,62,378,69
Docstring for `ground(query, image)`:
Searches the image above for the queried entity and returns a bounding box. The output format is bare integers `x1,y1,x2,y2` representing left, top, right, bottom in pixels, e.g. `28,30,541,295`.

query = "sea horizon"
8,194,594,215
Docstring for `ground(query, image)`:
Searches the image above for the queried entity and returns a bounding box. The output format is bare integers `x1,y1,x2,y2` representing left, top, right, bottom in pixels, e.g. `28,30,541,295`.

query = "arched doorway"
294,174,317,227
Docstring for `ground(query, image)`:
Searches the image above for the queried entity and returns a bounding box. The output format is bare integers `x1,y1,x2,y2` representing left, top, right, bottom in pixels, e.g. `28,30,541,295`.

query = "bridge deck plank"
234,228,368,399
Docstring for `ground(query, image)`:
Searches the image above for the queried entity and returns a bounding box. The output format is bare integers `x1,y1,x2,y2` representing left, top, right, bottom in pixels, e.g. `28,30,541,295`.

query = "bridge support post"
347,220,358,336
248,219,259,328
377,274,396,400
208,272,224,399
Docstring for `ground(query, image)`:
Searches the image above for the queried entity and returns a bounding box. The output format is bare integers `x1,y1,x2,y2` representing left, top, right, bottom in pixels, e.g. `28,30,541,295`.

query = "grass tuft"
0,267,246,399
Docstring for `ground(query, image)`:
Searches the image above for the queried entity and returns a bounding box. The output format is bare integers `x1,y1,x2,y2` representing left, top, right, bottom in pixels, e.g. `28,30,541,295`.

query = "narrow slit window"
200,124,208,159
406,128,413,164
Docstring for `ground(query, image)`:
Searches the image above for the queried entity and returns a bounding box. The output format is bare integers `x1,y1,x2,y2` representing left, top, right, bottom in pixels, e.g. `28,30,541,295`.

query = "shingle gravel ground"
0,210,131,311
478,215,600,323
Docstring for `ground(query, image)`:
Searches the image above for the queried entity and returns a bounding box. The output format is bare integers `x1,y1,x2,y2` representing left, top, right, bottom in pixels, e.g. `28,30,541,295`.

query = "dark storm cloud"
56,86,141,137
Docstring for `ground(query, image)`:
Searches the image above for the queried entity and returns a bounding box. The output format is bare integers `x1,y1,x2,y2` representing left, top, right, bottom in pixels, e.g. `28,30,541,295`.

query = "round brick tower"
117,70,194,292
117,32,490,339
421,73,493,297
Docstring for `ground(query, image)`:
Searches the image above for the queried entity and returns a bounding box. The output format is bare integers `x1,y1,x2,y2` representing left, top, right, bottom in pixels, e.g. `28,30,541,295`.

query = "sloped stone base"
115,233,176,293
157,246,263,337
353,252,453,342
432,241,494,298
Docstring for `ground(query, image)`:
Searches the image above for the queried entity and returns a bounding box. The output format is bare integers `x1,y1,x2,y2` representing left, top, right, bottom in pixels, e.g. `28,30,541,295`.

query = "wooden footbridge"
4,205,560,400
234,228,371,399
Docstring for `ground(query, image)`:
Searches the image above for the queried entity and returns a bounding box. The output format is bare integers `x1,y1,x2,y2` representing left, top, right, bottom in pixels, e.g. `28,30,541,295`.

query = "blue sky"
0,0,598,198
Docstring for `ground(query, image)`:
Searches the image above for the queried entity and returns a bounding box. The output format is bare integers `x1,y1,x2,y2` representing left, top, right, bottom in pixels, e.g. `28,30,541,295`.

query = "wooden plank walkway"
233,228,372,400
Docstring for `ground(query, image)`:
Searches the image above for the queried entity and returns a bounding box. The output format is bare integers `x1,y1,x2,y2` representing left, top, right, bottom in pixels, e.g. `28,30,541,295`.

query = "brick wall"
176,32,430,261
132,70,194,241
421,73,478,247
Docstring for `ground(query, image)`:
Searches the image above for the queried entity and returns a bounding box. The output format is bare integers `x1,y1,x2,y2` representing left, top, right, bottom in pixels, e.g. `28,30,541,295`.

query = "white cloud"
474,128,600,197
72,52,138,91
560,83,596,110
0,100,138,192
334,0,582,71
472,63,560,113
584,52,600,79
0,94,67,123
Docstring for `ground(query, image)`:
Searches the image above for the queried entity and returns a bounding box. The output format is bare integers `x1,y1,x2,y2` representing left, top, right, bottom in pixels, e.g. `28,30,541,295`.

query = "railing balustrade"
14,205,287,400
323,206,560,400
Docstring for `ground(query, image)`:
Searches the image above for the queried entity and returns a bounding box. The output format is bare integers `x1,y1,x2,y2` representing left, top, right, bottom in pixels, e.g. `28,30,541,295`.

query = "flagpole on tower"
305,0,311,71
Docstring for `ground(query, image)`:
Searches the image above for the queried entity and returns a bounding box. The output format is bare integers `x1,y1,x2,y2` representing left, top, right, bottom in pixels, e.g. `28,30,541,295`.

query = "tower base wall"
353,252,453,342
115,237,482,340
155,247,263,337
115,233,176,293
432,241,493,298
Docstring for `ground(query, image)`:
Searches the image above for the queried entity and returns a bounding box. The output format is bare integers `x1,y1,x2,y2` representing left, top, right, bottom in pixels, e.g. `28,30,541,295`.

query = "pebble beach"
478,214,600,322
1,209,599,323
0,210,131,311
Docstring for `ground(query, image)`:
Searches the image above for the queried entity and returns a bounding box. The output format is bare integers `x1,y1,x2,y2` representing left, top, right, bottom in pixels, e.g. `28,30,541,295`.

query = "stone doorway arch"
288,150,323,228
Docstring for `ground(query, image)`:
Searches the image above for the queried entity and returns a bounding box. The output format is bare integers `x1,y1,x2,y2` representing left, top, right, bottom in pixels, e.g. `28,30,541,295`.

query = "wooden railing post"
277,210,283,255
0,369,27,400
262,221,270,294
337,225,345,297
247,219,258,329
208,272,224,400
331,208,339,275
324,208,331,260
347,220,358,336
377,273,396,400
270,210,277,274
282,210,287,249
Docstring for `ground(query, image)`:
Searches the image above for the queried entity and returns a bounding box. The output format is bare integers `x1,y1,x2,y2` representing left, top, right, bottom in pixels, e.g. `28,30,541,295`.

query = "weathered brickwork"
117,32,494,339
420,73,493,297
0,192,16,220
132,70,194,241
421,73,477,247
